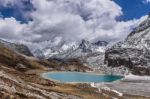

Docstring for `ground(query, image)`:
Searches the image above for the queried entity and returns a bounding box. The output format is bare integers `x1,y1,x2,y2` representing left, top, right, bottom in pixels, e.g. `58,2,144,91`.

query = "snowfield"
125,74,150,80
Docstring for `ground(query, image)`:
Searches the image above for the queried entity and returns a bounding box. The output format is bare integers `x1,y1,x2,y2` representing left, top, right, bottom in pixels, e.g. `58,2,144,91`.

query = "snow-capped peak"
33,40,108,59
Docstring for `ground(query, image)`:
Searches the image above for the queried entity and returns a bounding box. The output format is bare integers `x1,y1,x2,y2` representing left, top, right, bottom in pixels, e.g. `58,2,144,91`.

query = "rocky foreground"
1,65,150,99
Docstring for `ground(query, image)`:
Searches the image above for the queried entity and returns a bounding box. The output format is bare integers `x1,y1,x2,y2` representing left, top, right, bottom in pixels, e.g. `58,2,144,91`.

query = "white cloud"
28,0,123,42
146,0,150,2
143,0,150,3
28,0,146,42
0,17,25,40
0,0,148,50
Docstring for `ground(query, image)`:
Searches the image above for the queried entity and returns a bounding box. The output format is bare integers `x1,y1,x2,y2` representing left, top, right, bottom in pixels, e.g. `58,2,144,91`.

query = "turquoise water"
43,72,123,83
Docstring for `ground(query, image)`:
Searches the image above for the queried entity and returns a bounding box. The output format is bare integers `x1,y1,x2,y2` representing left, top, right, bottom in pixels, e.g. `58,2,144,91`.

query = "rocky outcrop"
93,41,108,46
105,16,150,75
78,40,93,53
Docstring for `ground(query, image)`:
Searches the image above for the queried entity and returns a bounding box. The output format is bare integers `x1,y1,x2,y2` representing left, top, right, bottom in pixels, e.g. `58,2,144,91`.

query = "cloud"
142,0,150,3
0,0,148,50
26,0,146,42
28,0,123,42
145,0,150,2
0,17,25,40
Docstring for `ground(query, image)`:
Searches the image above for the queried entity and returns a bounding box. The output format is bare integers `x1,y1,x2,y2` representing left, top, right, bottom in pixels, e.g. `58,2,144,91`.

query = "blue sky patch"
114,0,150,21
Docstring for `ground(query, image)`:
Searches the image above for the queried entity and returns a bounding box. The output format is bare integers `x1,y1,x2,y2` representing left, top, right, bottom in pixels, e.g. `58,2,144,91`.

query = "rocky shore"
90,74,150,99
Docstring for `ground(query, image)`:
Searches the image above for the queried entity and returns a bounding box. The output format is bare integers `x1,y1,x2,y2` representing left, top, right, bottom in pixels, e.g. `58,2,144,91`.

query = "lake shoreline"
41,71,124,84
41,70,150,98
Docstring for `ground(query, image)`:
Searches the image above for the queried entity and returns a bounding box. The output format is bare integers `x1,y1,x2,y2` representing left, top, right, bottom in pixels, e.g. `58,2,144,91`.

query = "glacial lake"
42,72,123,83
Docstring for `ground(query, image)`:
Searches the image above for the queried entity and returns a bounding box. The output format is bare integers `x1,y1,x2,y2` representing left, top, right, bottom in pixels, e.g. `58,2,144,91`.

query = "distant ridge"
0,39,33,56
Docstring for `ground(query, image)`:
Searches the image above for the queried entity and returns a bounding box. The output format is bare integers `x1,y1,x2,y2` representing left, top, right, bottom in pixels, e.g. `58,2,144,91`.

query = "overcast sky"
0,0,149,49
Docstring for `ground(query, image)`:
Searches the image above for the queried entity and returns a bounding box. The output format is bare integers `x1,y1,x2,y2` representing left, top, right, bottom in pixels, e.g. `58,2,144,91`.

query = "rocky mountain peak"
127,15,150,38
79,40,90,48
93,41,108,46
79,40,92,52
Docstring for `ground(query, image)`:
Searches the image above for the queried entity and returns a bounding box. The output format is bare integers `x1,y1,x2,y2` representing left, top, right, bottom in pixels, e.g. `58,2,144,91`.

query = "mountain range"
33,40,108,69
34,40,108,59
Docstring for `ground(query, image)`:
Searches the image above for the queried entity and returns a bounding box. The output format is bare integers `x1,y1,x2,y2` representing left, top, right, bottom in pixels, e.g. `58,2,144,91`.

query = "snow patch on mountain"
33,40,108,59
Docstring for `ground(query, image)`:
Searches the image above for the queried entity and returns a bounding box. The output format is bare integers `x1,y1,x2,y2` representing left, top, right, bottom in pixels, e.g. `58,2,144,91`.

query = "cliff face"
105,16,150,75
